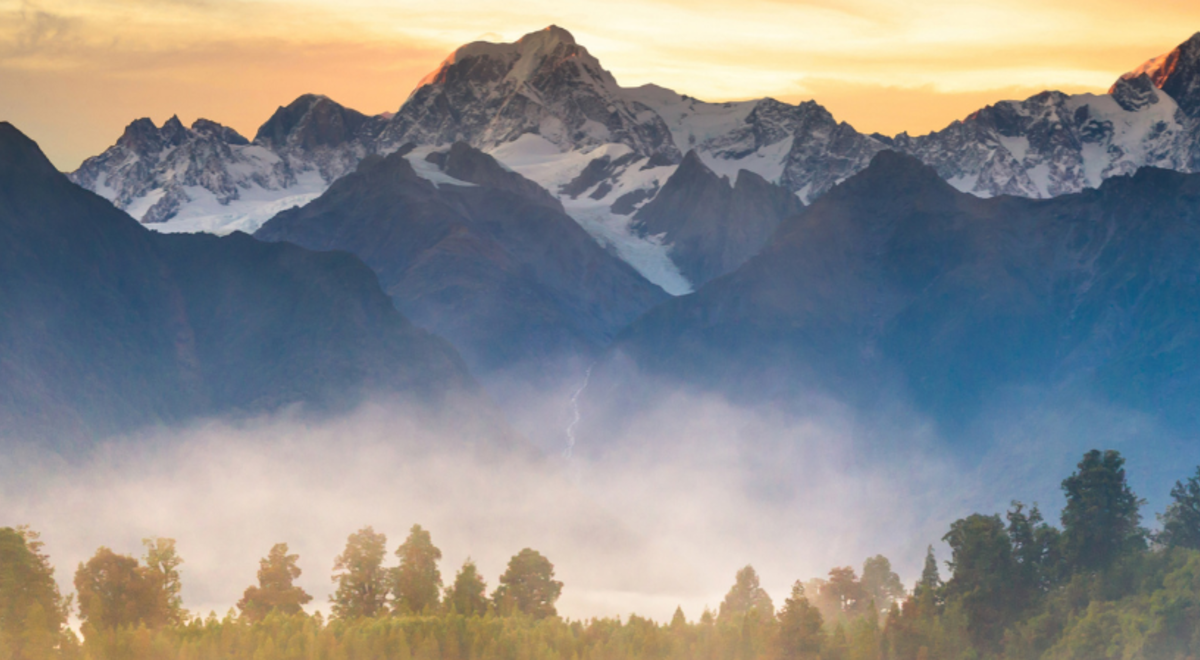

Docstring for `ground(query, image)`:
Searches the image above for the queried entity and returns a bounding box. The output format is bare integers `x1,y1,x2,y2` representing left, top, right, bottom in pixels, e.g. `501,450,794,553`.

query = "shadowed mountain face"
255,144,668,382
632,151,804,286
605,150,1200,431
0,123,474,443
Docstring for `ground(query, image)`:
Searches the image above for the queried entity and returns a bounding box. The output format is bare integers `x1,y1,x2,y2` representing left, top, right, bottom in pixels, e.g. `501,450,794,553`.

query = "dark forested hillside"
601,150,1200,431
0,123,475,443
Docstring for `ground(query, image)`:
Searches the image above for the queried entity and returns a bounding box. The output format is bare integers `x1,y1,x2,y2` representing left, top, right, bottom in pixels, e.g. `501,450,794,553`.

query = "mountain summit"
379,26,680,160
1116,32,1200,119
416,25,579,89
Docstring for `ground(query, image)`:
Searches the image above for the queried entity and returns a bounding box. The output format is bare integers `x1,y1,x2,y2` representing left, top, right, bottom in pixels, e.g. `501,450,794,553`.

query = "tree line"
3,449,1200,660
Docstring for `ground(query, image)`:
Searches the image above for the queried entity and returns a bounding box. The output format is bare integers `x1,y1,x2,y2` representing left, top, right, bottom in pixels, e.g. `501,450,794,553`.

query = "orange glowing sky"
3,0,1199,170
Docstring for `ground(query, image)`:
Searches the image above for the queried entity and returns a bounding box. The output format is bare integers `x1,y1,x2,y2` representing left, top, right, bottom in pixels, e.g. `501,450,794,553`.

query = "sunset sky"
3,0,1199,170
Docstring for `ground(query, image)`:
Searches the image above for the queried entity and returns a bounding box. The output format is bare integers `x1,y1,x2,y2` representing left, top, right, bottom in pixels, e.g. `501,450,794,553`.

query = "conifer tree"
777,581,823,660
942,514,1017,651
391,525,443,614
670,606,687,629
237,543,312,621
330,527,389,619
915,546,941,598
718,565,774,621
1061,450,1145,573
444,559,488,616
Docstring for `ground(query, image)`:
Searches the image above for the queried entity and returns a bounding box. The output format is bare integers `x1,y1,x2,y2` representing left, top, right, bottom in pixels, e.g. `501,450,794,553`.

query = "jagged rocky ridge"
70,28,1200,291
0,122,475,443
70,95,384,231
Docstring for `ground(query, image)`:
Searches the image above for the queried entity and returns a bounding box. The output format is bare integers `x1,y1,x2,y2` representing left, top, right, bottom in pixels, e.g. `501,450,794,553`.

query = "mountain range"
9,27,1200,448
68,29,1200,291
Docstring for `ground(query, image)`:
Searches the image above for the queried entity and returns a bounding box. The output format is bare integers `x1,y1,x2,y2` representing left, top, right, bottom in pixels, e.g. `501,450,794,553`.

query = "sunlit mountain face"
4,14,1200,660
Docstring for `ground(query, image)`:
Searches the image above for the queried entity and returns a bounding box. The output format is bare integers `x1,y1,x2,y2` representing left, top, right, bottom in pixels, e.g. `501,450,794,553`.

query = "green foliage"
942,513,1018,651
860,557,904,615
444,560,488,617
141,539,185,626
331,527,390,620
914,547,941,605
777,582,822,660
75,546,175,632
392,526,443,615
1158,466,1200,550
1060,449,1146,574
718,566,774,622
815,567,864,624
0,527,70,660
237,543,312,622
1005,503,1061,601
22,450,1200,660
492,550,562,619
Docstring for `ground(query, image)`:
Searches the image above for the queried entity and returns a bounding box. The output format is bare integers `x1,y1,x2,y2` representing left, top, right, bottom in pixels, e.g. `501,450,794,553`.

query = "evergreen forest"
4,449,1200,660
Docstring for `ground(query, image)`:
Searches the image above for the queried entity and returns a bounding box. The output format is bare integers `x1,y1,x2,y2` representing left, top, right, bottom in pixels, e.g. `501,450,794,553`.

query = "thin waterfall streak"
564,363,595,459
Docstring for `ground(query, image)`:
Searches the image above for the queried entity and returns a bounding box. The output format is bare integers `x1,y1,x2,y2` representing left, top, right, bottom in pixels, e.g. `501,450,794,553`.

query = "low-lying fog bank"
0,387,1192,622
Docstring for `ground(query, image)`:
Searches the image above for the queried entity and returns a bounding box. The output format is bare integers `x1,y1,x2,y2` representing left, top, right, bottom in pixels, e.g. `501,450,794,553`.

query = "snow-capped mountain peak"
69,95,380,231
378,26,676,160
415,25,588,90
1115,32,1200,118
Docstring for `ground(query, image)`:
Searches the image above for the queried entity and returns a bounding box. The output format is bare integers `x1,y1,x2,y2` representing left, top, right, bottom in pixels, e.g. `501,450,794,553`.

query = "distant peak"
516,25,576,49
414,25,595,90
821,149,953,202
677,149,714,176
254,93,369,148
0,122,62,180
191,118,250,146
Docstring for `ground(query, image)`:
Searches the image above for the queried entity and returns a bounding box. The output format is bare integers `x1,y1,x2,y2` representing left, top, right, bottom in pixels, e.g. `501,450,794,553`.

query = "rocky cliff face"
632,150,804,286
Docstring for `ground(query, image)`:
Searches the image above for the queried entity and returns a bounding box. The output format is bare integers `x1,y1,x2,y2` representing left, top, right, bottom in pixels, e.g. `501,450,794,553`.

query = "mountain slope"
0,122,473,442
631,150,803,286
254,143,668,381
1119,32,1200,120
603,150,1200,431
